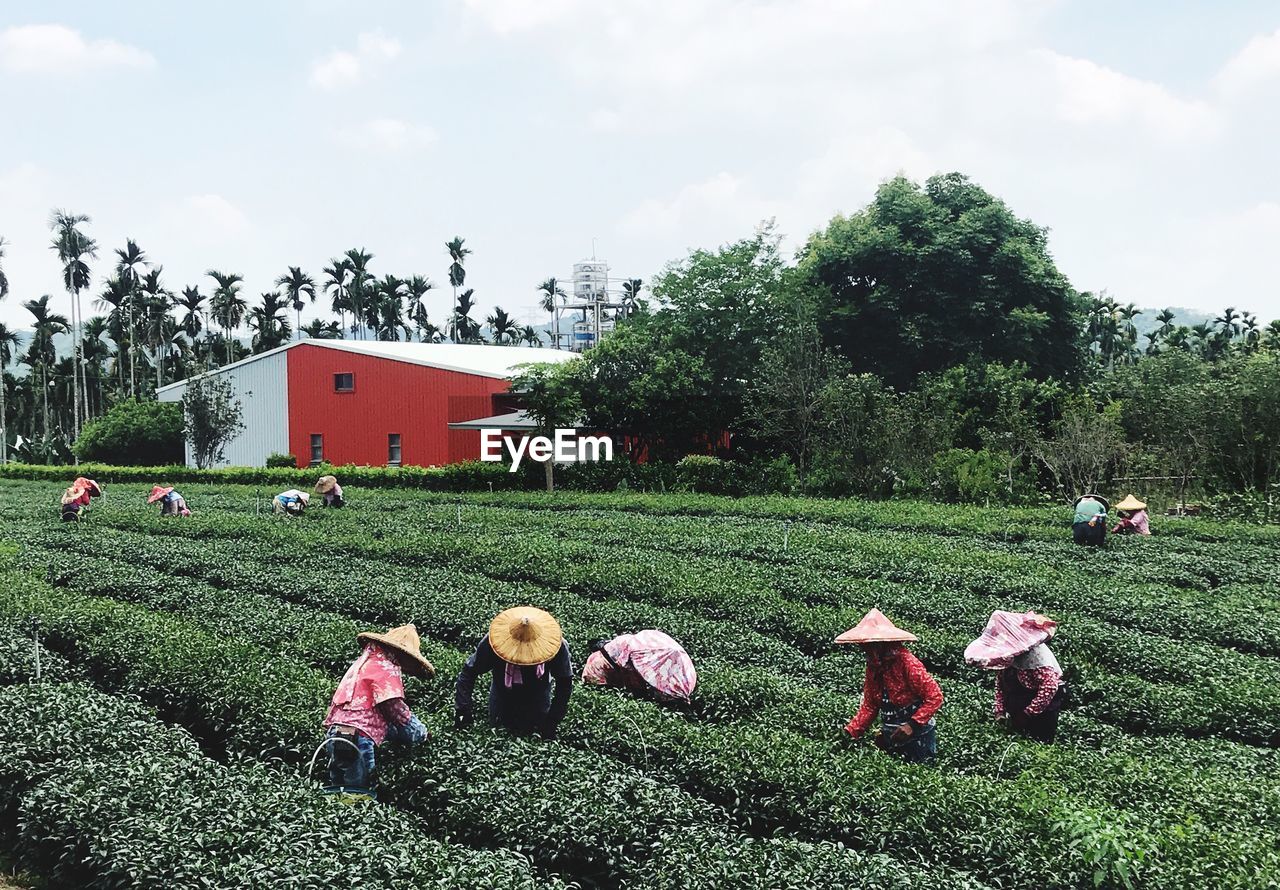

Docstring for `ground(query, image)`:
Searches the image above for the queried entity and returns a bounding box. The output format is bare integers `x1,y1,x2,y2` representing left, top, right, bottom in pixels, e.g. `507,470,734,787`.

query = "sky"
2,0,1279,334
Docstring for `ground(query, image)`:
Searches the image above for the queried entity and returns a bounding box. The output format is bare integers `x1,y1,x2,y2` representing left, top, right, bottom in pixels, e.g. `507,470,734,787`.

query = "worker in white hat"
1110,494,1151,536
273,488,310,516
454,607,574,740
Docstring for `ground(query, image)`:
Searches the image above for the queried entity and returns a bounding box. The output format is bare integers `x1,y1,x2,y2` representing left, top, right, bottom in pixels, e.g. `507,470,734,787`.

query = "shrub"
675,455,746,496
265,452,299,468
906,447,1032,505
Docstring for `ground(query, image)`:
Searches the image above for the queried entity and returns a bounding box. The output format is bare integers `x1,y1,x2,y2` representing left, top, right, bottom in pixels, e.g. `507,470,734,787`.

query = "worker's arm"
993,671,1006,718
843,667,882,739
1021,667,1062,716
455,635,497,721
378,697,429,744
904,652,943,726
542,642,575,739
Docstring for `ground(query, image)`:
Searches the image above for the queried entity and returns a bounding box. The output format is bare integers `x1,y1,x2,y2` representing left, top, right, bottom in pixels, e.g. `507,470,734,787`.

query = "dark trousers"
879,701,937,764
1000,672,1066,744
1072,520,1106,547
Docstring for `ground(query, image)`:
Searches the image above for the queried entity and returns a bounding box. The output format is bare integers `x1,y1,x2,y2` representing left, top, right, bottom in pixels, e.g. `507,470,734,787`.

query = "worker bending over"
839,608,943,764
1111,494,1151,536
1072,494,1108,547
147,485,191,517
274,489,310,516
59,477,103,522
315,475,345,508
323,624,433,798
582,630,697,703
966,610,1067,743
456,607,573,740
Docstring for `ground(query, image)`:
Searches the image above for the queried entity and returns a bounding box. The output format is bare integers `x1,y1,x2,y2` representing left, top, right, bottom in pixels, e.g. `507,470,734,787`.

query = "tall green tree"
276,266,317,341
323,257,353,338
406,275,435,341
206,270,246,365
247,291,291,352
49,210,97,435
509,360,583,491
0,323,17,463
800,173,1087,388
446,237,470,343
539,277,566,349
375,275,407,341
22,295,69,440
344,248,374,340
487,307,517,345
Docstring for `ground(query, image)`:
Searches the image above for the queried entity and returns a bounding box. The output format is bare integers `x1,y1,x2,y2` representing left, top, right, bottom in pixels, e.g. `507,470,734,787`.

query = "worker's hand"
453,709,473,730
889,723,915,746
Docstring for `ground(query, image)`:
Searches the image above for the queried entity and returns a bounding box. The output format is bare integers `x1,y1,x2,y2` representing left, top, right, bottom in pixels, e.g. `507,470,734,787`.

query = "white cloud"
335,118,437,152
1216,28,1280,97
619,173,778,239
1037,50,1218,142
184,194,250,234
0,24,155,74
310,30,402,89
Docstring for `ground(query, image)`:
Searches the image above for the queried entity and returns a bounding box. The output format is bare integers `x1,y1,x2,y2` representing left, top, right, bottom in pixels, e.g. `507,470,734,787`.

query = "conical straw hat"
835,608,918,644
74,477,102,497
490,607,563,666
1114,494,1146,512
964,610,1057,669
356,624,435,678
147,485,174,504
315,475,338,494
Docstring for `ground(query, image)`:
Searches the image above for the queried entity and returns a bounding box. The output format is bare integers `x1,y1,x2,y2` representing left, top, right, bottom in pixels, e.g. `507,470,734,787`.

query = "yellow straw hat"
356,624,436,678
1114,494,1146,512
489,607,563,666
315,475,339,494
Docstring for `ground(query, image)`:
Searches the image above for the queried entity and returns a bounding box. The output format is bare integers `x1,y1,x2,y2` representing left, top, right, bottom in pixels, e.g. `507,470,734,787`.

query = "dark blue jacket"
455,635,573,738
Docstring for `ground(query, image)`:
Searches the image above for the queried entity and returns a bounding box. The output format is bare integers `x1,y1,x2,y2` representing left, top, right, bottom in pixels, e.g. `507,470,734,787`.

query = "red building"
157,341,577,468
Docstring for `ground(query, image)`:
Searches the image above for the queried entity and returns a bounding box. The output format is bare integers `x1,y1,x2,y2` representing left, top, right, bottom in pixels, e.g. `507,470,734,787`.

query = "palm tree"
486,307,517,345
0,236,9,300
49,210,97,436
538,277,566,349
23,296,69,440
0,322,18,463
1241,312,1260,351
1215,306,1241,340
207,270,246,365
94,275,132,397
322,258,353,338
446,237,471,343
247,291,291,353
620,278,643,319
1154,308,1176,340
302,318,342,339
113,240,148,396
176,286,206,347
519,325,542,347
276,266,317,340
452,288,481,343
1143,330,1160,356
139,268,174,390
80,316,111,416
344,249,374,340
375,275,408,341
405,275,435,340
1264,320,1280,352
418,320,444,343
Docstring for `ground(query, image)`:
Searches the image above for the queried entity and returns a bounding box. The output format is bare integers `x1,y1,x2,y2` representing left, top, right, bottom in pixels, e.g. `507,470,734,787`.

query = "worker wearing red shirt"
837,608,943,764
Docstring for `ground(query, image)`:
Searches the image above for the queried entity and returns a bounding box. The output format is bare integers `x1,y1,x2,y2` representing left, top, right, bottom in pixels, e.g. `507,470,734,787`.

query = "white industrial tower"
550,255,628,352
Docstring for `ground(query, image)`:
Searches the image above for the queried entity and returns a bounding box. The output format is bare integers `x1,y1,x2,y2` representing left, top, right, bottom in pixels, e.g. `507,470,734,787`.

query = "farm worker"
1110,494,1151,536
1071,494,1108,547
582,630,697,703
455,607,573,740
147,485,191,517
59,477,102,522
315,475,345,508
965,610,1067,743
273,489,310,516
323,623,434,797
838,608,943,764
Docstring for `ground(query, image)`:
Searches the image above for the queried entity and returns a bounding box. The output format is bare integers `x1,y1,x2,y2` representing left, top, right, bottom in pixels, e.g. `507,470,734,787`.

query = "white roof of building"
447,410,536,431
156,340,578,393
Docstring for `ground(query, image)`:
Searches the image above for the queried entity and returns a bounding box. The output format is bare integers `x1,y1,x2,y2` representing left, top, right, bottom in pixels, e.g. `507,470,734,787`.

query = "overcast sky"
2,0,1279,334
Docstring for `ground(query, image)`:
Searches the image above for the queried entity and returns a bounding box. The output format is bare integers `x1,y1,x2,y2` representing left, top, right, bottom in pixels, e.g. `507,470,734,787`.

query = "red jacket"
845,646,943,738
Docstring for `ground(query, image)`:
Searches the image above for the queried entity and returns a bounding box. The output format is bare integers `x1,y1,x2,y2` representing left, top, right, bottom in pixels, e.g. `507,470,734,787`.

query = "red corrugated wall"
286,344,510,468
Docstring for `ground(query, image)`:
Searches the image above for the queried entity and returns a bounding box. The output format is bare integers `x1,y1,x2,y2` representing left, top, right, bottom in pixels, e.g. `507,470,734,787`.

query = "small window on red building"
334,372,355,393
310,434,324,466
388,433,402,467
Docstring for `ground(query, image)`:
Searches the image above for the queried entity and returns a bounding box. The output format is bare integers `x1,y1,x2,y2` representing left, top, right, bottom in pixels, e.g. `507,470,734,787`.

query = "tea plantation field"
1,478,1278,889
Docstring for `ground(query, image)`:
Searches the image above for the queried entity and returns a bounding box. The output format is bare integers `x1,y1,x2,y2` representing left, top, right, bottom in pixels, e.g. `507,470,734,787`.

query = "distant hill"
1130,307,1215,336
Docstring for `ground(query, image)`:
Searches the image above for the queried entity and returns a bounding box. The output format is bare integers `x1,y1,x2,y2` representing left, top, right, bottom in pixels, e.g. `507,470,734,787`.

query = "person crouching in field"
966,610,1067,743
582,630,697,704
59,477,103,522
838,609,943,764
1111,494,1151,536
455,607,573,740
273,489,309,516
1071,494,1108,547
323,624,433,797
147,485,191,517
315,475,345,508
